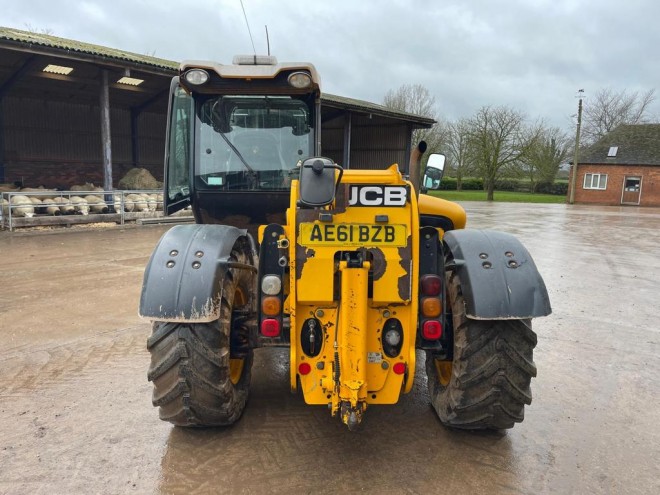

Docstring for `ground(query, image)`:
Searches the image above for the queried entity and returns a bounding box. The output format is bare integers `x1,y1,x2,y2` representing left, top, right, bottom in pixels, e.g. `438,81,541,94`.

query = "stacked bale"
118,168,162,190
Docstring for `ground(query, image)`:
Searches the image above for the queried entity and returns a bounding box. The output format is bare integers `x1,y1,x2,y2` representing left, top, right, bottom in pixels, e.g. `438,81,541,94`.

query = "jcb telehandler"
139,56,551,430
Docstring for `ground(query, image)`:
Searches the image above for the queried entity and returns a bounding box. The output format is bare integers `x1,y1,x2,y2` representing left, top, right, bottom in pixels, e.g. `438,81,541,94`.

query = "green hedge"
438,177,567,195
537,181,568,195
439,177,483,190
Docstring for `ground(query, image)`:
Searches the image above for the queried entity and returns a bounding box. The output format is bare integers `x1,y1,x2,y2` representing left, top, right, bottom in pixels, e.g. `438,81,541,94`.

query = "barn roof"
580,124,660,166
0,26,178,73
0,26,434,128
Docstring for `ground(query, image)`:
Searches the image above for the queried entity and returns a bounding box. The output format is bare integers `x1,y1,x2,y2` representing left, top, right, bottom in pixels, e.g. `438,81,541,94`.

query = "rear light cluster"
420,274,443,340
260,275,282,337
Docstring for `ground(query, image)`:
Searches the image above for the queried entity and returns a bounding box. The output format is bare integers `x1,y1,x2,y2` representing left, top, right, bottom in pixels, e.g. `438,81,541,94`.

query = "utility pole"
569,89,584,204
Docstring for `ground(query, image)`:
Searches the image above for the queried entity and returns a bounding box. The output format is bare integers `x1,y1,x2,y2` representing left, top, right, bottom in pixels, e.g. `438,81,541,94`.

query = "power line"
239,0,256,55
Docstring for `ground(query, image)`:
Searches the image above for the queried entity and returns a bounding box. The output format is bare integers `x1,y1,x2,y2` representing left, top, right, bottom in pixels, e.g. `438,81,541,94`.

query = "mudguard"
139,224,255,322
443,229,551,320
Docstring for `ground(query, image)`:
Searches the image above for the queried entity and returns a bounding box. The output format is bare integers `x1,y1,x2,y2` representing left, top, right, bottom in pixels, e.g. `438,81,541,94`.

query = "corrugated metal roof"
0,25,434,127
323,93,435,127
0,26,178,71
580,124,660,166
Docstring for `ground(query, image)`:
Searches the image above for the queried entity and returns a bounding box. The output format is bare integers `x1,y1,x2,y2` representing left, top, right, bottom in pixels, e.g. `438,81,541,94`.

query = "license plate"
299,223,407,247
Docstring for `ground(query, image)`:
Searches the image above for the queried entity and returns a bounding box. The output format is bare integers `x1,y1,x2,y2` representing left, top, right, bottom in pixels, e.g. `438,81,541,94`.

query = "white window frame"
583,173,608,190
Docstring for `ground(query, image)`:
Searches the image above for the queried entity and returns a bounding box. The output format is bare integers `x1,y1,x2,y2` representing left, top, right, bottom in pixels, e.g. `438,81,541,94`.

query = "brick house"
568,124,660,206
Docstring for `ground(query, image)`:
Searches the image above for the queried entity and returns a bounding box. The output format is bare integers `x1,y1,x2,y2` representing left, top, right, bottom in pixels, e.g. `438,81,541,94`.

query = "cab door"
163,77,194,215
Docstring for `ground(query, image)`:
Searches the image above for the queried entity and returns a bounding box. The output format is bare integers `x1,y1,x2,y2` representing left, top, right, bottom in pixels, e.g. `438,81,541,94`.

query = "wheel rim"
229,358,245,385
435,359,452,387
229,285,248,386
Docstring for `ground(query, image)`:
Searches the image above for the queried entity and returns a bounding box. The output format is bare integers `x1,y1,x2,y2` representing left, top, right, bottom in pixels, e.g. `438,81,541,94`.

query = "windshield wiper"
218,132,258,186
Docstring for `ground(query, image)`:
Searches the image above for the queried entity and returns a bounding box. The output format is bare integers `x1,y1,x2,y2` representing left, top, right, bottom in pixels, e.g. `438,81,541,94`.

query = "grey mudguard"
443,229,551,320
139,224,252,322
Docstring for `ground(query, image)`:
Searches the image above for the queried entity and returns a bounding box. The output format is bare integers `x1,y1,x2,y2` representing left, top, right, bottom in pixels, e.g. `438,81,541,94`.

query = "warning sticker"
367,352,383,364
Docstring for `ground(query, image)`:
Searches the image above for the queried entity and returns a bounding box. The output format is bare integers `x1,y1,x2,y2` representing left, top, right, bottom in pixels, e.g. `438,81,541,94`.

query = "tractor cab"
164,56,321,233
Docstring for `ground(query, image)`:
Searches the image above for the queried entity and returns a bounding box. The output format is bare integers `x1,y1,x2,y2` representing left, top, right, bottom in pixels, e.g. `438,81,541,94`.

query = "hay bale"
71,182,97,192
118,168,162,190
0,183,20,194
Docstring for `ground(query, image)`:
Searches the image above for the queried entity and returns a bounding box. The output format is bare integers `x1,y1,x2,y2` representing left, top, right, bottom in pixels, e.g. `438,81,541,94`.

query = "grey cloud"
4,0,659,130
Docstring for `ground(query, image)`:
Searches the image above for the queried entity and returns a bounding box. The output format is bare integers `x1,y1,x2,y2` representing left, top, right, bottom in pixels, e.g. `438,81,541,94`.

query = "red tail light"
420,274,441,296
393,362,407,375
261,318,280,337
298,362,311,375
422,320,442,340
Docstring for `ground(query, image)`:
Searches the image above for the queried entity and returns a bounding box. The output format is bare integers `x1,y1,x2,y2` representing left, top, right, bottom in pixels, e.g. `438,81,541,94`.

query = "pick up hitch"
329,257,371,430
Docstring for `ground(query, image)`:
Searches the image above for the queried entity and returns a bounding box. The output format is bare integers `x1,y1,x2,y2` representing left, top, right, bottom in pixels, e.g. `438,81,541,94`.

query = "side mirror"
291,122,310,136
422,153,446,190
298,157,343,207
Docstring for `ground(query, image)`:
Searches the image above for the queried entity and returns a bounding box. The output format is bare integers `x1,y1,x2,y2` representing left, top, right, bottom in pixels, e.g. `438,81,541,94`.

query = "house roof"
0,26,434,128
580,124,660,166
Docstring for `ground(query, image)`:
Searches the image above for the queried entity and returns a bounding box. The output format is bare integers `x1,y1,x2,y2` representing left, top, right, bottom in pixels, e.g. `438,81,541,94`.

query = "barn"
568,124,660,206
0,26,433,193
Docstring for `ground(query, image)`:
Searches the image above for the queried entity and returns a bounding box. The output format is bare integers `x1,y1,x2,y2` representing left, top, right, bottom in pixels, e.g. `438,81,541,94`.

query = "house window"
583,173,608,190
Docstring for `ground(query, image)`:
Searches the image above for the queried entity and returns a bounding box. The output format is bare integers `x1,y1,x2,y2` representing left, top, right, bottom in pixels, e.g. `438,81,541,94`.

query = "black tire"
426,266,537,430
147,244,254,427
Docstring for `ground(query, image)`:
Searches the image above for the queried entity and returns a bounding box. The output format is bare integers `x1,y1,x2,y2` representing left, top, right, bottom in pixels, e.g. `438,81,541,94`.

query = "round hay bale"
118,168,162,190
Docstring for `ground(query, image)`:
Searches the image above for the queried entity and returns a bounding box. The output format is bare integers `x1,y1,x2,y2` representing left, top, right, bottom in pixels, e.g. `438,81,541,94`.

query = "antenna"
239,0,256,55
265,25,270,56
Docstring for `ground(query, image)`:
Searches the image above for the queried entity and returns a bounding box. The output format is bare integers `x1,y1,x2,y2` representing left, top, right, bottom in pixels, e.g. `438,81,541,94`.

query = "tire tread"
427,264,537,430
146,242,254,427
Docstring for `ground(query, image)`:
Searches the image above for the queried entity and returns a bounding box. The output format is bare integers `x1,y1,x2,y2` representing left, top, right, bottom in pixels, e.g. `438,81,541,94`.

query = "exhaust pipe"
408,140,427,196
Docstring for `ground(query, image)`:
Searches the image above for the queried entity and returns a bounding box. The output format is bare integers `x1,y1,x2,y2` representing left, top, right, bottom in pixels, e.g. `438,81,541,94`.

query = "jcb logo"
348,185,408,207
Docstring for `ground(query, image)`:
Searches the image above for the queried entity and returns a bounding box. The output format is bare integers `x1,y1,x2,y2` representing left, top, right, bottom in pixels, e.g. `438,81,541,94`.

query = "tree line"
383,85,656,200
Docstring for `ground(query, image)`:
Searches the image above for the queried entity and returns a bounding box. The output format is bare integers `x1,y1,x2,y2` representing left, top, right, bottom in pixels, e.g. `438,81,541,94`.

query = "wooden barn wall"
351,114,409,170
320,115,344,166
321,113,410,170
1,96,166,189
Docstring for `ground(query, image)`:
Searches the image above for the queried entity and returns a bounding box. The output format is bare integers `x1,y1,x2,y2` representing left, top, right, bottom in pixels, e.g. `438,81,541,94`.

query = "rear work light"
420,274,442,296
422,320,443,340
261,318,280,337
288,71,312,89
184,69,209,85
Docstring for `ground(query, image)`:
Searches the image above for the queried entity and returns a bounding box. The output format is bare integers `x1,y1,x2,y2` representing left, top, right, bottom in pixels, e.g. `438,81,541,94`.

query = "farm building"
568,124,660,206
0,26,433,192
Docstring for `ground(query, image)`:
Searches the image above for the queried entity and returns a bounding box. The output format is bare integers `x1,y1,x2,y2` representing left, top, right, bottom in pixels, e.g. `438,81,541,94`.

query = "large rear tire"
426,266,537,430
147,244,254,426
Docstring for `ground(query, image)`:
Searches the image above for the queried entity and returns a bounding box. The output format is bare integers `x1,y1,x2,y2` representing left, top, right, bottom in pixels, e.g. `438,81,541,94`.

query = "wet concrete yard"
1,203,659,494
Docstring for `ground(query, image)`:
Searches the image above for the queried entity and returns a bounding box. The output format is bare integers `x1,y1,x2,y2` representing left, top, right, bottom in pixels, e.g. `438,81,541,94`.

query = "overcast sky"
3,0,660,133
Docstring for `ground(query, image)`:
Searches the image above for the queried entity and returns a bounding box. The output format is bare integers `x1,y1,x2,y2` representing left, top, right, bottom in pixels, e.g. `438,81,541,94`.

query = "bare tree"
582,87,656,144
24,23,54,35
383,84,448,154
524,127,570,192
445,118,475,191
467,106,539,201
